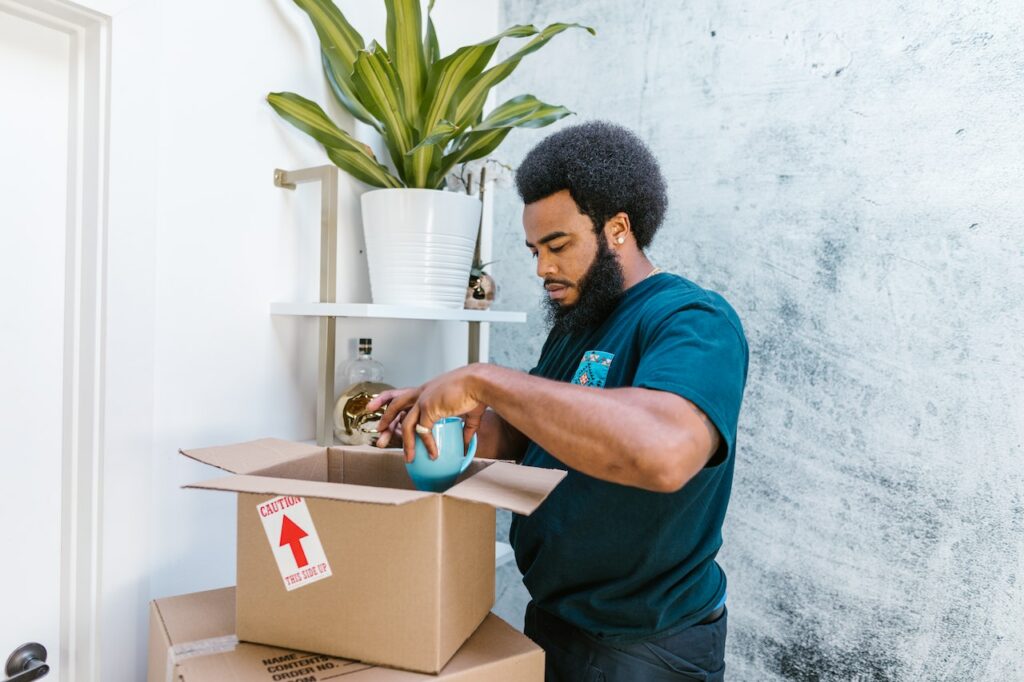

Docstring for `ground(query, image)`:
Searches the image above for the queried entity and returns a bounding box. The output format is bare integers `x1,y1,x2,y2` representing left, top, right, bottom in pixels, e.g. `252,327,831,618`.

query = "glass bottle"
336,338,384,397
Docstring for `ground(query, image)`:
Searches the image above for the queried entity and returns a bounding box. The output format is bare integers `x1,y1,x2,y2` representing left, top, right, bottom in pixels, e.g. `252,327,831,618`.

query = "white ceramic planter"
361,188,482,308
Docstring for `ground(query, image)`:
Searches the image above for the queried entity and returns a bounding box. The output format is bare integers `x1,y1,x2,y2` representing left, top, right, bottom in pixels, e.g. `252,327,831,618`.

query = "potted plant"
269,0,593,308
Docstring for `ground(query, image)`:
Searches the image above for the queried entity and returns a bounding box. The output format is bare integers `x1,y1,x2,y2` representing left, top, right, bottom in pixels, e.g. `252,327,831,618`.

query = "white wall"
139,0,498,674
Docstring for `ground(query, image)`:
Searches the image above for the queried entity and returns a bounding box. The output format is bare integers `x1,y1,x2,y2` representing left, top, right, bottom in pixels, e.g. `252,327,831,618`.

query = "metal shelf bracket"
274,165,339,446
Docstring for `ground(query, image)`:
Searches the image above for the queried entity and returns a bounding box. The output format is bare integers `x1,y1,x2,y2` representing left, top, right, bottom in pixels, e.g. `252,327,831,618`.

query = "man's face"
523,190,625,334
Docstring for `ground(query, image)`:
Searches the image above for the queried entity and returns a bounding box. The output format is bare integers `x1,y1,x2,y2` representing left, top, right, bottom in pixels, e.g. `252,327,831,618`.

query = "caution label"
257,496,332,591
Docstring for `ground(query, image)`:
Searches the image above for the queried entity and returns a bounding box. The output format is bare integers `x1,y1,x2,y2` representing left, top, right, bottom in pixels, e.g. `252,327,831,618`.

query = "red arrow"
279,515,309,568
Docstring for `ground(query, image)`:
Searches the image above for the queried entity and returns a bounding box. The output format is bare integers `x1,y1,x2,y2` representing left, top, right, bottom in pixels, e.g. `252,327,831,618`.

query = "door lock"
4,643,49,681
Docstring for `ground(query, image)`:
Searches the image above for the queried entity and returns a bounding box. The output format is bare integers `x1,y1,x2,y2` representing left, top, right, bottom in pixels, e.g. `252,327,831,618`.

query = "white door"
0,7,70,678
1,0,162,679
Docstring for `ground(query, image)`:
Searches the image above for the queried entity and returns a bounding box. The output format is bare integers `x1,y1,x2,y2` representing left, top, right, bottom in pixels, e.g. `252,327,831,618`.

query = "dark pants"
524,602,727,682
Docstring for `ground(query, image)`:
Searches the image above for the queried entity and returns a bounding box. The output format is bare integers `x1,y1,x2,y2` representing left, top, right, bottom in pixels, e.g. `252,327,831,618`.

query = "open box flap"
179,438,323,475
185,474,433,506
443,461,567,516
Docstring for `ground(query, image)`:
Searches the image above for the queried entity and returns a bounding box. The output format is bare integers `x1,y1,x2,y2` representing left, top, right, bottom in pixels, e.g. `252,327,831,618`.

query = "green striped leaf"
406,119,459,155
453,23,594,128
351,43,417,180
418,24,539,132
293,0,362,62
294,0,362,61
267,92,402,188
429,128,512,187
411,24,539,187
430,96,573,186
267,91,358,148
326,147,403,188
424,0,440,66
473,94,572,131
406,78,568,163
449,128,511,164
352,43,414,155
320,50,379,132
385,0,427,121
290,0,377,127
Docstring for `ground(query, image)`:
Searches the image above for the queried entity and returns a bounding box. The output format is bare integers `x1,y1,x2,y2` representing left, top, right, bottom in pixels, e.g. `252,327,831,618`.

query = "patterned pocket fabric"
571,350,615,388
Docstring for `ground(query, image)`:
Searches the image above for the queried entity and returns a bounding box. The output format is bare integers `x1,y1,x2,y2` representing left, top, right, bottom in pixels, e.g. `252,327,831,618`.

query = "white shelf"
271,302,526,323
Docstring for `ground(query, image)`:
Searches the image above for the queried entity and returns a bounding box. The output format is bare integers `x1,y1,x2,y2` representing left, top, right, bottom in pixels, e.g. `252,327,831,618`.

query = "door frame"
0,1,157,680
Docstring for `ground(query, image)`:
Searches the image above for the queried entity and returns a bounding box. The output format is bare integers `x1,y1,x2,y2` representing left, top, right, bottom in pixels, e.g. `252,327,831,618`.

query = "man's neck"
620,254,657,291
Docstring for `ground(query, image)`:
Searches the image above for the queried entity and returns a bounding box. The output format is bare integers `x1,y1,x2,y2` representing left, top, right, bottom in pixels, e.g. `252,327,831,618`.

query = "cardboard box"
180,438,563,673
148,587,545,681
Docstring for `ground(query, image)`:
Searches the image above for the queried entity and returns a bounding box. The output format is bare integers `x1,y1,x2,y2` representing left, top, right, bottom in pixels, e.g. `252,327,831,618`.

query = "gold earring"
616,236,625,244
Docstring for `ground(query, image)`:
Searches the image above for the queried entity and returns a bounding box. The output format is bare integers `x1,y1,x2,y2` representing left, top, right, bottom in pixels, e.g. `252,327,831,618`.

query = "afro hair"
515,121,668,250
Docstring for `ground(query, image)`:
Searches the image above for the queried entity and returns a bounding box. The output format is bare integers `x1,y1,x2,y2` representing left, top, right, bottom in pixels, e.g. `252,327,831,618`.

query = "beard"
543,239,625,336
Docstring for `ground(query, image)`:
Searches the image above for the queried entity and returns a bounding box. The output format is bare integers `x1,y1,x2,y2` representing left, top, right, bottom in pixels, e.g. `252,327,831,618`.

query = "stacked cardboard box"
149,587,545,681
148,438,564,679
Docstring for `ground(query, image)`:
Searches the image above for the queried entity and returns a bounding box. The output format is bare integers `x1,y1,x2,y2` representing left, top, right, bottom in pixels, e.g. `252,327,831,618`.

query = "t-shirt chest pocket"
571,350,615,388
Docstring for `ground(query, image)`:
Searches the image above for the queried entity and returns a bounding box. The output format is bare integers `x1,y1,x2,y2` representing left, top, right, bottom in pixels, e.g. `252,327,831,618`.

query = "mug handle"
459,434,478,474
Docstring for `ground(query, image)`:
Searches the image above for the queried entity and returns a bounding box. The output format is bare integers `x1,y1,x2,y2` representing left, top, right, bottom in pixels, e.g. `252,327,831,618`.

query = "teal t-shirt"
509,272,749,642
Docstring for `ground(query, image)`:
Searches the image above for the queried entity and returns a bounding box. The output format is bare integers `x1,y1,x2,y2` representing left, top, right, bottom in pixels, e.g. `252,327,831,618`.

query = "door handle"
4,643,48,681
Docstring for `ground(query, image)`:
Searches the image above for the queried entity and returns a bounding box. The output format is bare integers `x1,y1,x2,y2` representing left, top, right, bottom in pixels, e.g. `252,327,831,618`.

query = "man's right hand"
366,386,488,457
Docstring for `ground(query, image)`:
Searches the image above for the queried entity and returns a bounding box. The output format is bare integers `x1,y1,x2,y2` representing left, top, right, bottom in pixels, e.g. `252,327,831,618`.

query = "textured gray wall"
488,1,1024,680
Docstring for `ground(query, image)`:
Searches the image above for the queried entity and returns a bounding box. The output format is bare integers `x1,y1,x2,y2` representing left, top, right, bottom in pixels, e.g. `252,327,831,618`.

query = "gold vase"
465,272,497,310
333,381,395,445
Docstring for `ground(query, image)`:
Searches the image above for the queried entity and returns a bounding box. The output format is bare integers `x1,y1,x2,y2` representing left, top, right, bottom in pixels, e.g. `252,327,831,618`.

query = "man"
368,121,748,681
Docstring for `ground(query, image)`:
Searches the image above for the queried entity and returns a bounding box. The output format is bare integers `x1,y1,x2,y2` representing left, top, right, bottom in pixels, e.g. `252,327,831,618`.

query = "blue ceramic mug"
406,417,477,492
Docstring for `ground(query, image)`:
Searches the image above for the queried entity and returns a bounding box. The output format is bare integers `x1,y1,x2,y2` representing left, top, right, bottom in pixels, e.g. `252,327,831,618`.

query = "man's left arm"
468,363,720,493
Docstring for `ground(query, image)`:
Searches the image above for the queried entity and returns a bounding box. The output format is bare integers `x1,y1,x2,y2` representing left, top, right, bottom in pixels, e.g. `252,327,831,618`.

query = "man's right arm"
475,408,529,462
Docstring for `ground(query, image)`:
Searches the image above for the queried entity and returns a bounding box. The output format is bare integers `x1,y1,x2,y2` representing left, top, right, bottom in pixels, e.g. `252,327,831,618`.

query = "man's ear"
604,212,632,247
